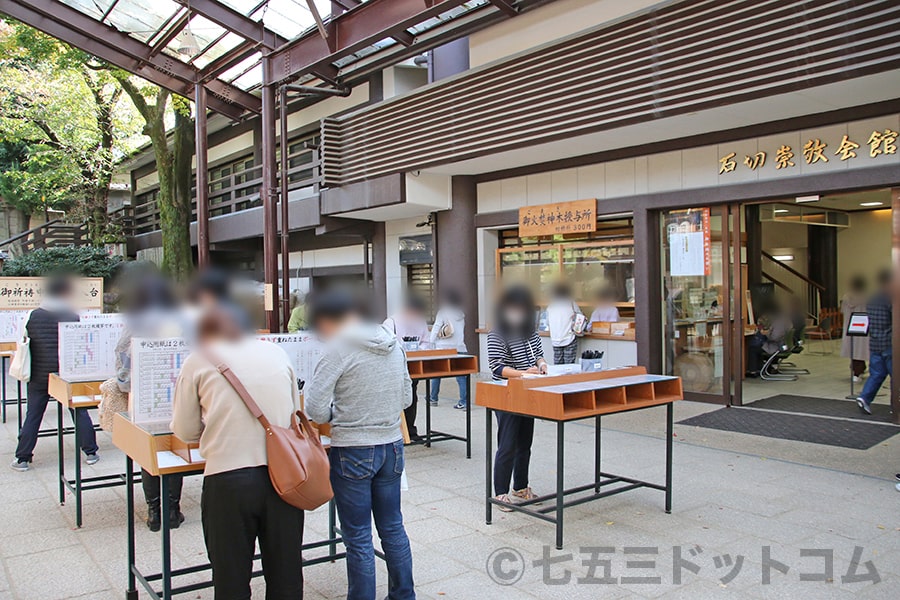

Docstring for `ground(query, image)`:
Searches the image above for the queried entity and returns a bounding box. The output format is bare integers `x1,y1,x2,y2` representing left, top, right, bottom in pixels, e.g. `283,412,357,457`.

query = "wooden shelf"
476,367,682,421
48,373,103,408
406,351,478,380
112,413,205,477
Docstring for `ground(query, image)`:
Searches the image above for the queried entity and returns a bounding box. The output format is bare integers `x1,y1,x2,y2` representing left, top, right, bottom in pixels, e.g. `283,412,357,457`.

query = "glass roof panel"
191,32,246,69
220,52,262,82
255,0,333,39
232,64,264,90
104,0,183,42
59,0,114,20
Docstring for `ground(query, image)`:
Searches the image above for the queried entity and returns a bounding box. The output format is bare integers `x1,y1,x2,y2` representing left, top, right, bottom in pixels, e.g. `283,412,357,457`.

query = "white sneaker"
856,398,872,415
85,453,100,466
896,483,900,493
852,376,862,383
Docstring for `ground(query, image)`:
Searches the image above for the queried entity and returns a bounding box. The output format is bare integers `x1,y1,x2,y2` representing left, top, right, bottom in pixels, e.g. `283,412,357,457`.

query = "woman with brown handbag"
172,307,304,599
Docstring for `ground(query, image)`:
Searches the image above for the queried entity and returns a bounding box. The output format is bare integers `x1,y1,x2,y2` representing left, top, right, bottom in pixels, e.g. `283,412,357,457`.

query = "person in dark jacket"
11,276,99,471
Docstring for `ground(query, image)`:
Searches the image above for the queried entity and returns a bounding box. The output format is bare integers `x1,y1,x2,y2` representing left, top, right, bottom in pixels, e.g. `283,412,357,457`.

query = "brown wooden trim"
296,264,366,278
892,187,900,425
473,100,900,183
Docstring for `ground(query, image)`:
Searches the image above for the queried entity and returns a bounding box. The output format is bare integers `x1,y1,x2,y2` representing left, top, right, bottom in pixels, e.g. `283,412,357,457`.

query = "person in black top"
11,276,99,472
487,285,548,510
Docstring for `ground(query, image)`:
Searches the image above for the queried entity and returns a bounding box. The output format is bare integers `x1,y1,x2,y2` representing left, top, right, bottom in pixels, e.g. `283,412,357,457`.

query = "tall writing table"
477,367,682,549
49,373,139,527
113,413,346,600
406,350,478,459
0,342,23,428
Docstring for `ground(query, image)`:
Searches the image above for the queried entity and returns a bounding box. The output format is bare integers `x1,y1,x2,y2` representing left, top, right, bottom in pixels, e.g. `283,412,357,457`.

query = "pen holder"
581,358,603,372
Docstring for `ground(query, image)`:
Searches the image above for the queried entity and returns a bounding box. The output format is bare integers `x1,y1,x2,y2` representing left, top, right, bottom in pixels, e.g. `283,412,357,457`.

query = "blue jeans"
859,349,892,404
330,441,415,600
428,376,469,405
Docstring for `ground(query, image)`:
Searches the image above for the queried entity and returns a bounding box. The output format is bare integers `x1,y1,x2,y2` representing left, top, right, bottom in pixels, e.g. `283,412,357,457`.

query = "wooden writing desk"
113,413,347,600
0,342,23,429
477,366,682,549
405,350,478,458
49,373,139,528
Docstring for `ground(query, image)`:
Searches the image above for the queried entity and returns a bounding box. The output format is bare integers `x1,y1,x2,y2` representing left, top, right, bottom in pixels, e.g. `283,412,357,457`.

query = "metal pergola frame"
0,0,546,331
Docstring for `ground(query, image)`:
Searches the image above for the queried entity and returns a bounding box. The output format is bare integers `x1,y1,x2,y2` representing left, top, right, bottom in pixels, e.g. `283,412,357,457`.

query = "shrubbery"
1,246,123,279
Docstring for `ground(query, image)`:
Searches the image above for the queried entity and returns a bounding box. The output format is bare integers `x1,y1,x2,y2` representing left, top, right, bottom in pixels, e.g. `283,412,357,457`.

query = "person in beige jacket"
171,308,304,600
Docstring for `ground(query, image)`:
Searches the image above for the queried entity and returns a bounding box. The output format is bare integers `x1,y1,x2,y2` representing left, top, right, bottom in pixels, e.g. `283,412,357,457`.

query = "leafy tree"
0,20,141,243
113,77,195,281
1,245,122,279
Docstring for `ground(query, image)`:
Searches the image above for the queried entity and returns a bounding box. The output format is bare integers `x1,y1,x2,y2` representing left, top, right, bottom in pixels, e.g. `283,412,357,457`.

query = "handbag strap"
203,350,274,433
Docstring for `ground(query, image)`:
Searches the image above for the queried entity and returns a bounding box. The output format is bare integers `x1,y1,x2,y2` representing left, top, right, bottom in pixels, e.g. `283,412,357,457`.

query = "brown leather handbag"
208,353,333,511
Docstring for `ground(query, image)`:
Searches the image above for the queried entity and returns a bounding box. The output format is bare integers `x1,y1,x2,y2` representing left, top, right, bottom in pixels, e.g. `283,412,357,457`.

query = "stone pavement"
0,384,898,599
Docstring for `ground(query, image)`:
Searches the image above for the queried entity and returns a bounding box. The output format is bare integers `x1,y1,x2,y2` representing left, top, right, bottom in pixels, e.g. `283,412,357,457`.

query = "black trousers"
141,469,183,505
402,380,420,438
201,466,304,600
493,412,535,496
15,384,98,462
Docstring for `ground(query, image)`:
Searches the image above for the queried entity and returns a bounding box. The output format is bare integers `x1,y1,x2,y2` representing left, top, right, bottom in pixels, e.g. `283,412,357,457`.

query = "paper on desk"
156,451,189,468
72,394,101,405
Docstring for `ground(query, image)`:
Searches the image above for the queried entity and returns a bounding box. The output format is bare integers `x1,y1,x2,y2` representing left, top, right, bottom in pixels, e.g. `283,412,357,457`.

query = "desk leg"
594,415,602,493
125,456,138,600
465,375,472,459
160,475,173,600
17,381,23,432
2,356,7,423
665,403,673,514
555,421,565,550
74,410,83,528
328,499,338,560
424,379,432,448
485,408,493,525
57,402,65,505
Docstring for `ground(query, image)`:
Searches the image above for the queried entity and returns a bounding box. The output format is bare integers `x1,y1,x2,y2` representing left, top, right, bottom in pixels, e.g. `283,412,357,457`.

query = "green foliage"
1,246,123,279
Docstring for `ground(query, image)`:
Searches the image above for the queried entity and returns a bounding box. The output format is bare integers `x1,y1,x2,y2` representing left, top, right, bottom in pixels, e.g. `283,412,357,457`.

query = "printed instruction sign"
255,333,323,389
130,337,189,424
58,321,125,381
0,277,103,311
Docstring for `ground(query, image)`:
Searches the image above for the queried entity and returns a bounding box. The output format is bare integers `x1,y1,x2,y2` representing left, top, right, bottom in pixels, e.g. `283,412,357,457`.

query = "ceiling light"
774,209,790,214
177,28,201,58
859,201,884,207
795,195,820,203
772,254,794,261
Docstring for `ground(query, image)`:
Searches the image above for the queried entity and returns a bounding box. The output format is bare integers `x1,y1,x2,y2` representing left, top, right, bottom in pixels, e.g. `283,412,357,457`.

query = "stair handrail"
0,218,63,249
761,251,825,291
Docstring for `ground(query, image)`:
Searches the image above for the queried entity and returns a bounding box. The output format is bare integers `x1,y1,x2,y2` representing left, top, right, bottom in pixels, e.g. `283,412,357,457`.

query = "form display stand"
477,366,682,548
48,373,139,528
113,413,354,600
405,350,478,458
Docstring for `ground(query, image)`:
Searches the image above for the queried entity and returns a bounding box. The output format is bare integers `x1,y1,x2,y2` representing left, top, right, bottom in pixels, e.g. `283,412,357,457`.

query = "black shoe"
169,502,185,529
146,499,161,532
895,473,900,482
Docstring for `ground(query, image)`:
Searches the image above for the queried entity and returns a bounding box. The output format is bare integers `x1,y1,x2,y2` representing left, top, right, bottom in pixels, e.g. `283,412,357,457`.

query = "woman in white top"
428,289,469,409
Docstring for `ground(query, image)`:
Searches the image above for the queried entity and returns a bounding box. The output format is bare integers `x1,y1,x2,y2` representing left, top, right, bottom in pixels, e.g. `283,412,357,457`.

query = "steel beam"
195,84,210,268
488,0,519,16
261,60,280,332
172,0,286,49
0,0,259,118
267,0,470,84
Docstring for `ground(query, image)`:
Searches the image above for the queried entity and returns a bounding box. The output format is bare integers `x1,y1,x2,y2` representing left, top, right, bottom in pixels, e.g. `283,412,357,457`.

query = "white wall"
476,115,900,214
289,246,364,271
405,172,452,210
285,84,370,132
469,0,663,67
761,221,809,278
837,209,893,293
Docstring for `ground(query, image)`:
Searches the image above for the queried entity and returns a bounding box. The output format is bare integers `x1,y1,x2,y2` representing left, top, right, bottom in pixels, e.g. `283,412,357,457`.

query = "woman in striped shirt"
487,285,548,510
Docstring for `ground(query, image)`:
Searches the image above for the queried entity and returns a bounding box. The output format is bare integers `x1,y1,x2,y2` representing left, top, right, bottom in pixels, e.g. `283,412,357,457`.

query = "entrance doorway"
740,189,894,414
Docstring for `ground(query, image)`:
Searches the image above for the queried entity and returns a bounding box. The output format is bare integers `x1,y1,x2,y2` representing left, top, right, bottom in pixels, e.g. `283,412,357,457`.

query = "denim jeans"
428,376,469,405
859,349,892,405
330,441,415,600
16,386,98,462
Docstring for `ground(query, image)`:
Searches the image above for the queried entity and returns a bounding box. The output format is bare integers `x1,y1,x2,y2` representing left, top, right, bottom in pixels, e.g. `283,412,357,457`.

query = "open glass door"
660,206,735,403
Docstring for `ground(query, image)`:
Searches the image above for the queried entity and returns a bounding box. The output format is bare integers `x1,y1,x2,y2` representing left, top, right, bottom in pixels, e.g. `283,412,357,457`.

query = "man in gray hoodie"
305,290,415,600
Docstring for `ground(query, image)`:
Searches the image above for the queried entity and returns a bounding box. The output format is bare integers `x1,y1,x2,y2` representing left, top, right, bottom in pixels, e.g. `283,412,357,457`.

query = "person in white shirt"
546,282,583,365
589,288,621,327
384,294,431,440
428,289,469,410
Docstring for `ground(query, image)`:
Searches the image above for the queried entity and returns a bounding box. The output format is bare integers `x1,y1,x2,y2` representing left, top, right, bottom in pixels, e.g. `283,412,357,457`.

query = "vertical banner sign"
130,338,189,424
666,209,712,277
